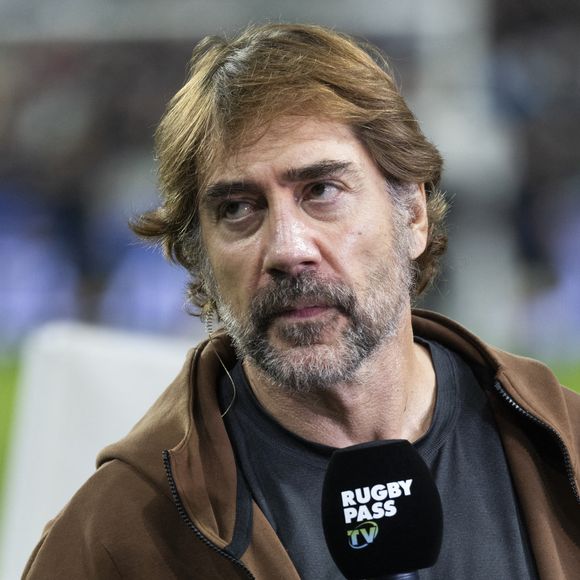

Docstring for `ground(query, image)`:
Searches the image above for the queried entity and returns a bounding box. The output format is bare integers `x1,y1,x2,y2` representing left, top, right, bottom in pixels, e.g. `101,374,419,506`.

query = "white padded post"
0,322,201,580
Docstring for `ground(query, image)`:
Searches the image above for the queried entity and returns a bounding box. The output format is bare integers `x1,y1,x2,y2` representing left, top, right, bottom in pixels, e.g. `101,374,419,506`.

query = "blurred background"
1,0,579,576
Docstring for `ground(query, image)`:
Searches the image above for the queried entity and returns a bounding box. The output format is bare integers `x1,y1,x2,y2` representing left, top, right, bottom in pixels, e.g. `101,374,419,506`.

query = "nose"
262,205,322,277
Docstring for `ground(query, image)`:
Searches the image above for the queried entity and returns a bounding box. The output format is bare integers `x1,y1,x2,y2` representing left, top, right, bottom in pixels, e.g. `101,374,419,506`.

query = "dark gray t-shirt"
218,339,539,579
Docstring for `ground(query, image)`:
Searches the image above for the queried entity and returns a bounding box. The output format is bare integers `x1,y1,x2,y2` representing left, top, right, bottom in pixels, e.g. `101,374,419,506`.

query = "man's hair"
131,23,448,314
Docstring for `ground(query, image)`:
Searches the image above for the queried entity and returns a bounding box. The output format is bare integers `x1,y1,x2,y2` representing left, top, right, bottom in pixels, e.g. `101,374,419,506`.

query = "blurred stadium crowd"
0,43,201,347
0,0,579,362
493,4,580,361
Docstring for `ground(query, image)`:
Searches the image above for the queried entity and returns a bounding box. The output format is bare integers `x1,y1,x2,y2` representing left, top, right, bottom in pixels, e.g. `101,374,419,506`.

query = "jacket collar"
412,309,578,466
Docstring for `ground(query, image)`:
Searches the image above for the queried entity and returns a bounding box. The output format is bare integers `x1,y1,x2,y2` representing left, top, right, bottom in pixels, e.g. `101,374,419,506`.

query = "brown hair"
131,23,448,313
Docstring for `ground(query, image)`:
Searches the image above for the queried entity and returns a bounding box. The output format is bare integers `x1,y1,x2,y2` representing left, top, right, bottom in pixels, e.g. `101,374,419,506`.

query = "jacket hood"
97,333,240,545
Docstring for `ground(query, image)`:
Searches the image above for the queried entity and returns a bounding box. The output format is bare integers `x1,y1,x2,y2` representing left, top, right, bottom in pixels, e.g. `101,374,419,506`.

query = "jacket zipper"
493,381,580,504
162,450,256,579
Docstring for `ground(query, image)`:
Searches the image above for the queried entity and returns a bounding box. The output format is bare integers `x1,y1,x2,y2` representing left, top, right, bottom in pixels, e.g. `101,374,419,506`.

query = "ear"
408,183,429,260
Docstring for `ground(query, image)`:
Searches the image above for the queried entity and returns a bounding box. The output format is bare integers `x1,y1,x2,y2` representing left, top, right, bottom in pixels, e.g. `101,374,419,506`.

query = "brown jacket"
24,311,580,579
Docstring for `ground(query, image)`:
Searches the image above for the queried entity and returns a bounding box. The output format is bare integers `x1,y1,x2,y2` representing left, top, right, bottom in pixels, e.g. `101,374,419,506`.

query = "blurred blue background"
0,0,579,574
2,0,580,356
1,0,579,358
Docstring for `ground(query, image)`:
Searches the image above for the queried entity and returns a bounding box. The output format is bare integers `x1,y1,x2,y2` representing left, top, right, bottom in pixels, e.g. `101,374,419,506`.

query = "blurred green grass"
0,357,19,523
550,362,580,395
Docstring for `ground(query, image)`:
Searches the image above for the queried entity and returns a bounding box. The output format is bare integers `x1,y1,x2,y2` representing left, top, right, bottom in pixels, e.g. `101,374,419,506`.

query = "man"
25,24,578,579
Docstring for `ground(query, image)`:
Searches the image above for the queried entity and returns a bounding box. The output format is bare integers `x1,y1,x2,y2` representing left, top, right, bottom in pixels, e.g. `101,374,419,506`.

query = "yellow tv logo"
347,521,379,549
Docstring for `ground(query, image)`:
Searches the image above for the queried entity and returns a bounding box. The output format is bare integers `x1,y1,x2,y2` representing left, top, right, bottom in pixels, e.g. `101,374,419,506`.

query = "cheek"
329,225,390,285
344,214,393,256
207,241,261,310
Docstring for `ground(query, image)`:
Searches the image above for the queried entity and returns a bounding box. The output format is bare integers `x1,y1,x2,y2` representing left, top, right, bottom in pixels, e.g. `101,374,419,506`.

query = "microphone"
321,440,442,580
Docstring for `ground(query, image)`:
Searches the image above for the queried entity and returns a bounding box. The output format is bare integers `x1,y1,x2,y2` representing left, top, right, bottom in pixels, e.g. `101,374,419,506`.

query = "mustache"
249,273,356,331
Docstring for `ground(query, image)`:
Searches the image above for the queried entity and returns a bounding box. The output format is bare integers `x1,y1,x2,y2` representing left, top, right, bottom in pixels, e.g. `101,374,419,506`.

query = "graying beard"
217,275,409,393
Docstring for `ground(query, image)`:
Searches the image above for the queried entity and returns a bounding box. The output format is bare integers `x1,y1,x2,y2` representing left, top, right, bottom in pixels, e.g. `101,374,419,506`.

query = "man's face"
199,117,424,391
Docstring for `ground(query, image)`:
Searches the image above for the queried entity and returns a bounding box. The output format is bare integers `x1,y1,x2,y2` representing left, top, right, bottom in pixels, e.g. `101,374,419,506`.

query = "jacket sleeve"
22,514,122,579
20,461,134,580
19,460,251,580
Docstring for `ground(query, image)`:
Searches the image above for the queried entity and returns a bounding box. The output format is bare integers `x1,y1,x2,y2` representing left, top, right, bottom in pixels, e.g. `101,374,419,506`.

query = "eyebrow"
202,160,359,204
283,160,357,182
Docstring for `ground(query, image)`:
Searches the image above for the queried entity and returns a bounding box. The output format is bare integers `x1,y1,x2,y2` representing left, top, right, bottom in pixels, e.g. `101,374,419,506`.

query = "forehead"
206,116,375,185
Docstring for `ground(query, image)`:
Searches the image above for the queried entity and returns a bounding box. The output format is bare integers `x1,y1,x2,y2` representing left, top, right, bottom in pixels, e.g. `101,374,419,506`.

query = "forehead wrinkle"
229,157,362,184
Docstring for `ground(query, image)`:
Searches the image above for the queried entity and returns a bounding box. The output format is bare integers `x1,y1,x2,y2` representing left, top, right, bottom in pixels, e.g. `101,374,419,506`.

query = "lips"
250,273,356,332
278,304,332,320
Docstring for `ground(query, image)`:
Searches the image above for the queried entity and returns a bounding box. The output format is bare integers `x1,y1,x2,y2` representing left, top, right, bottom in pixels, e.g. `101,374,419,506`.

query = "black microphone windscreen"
321,440,442,580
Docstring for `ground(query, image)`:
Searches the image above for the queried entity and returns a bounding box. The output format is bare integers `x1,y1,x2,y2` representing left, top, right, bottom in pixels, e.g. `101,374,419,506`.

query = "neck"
242,311,436,448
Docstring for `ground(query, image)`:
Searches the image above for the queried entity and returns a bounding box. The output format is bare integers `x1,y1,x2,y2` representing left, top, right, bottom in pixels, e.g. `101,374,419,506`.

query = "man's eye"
306,182,341,200
219,201,254,221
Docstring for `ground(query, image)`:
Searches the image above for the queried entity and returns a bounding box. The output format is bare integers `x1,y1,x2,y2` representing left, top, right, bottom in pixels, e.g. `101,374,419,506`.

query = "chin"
252,341,362,393
269,316,346,349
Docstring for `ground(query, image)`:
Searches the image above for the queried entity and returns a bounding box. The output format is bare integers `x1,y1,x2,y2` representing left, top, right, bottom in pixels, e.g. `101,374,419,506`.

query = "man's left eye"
306,182,340,200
